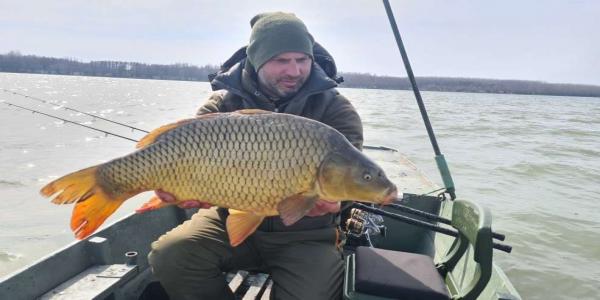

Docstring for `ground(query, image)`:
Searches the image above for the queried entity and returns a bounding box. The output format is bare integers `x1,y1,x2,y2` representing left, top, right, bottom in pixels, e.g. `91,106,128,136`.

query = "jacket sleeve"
196,91,226,116
320,92,363,213
321,92,364,150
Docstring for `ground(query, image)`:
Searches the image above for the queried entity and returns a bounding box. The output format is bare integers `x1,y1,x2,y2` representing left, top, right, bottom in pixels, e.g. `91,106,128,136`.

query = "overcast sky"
1,0,599,85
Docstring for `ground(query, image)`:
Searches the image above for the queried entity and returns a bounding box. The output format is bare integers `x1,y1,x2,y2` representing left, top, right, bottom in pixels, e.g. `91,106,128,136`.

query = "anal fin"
226,209,265,247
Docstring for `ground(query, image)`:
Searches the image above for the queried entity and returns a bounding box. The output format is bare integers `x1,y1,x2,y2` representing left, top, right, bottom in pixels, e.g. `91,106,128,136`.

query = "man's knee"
148,232,224,278
148,237,186,276
147,230,236,300
149,209,228,276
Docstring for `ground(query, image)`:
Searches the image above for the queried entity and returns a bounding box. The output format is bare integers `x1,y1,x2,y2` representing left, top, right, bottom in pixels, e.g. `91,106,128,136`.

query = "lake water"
1,73,599,299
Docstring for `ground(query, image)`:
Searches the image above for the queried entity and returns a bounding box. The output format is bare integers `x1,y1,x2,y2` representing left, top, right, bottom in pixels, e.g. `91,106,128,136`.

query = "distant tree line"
340,73,600,98
2,51,600,97
0,51,218,81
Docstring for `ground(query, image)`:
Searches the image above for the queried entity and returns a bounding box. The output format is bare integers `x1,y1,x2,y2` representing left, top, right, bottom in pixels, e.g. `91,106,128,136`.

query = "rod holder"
125,251,138,266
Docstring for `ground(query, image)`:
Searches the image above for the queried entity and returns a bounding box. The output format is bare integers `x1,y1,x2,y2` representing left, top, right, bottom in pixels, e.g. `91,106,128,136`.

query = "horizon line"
3,50,599,88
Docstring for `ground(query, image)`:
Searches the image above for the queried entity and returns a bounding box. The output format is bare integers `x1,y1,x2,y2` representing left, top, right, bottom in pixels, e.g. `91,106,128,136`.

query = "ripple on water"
534,145,582,159
500,211,600,299
567,117,600,124
0,180,25,188
497,162,558,177
548,128,600,138
0,250,22,262
497,161,599,181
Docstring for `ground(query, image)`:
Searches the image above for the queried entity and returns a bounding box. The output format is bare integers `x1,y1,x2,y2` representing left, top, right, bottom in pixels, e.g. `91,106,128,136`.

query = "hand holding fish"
148,189,341,216
305,200,341,216
134,189,212,213
154,189,212,209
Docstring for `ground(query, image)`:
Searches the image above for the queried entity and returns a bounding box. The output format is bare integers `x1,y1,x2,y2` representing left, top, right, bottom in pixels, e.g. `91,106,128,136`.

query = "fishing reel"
343,207,387,249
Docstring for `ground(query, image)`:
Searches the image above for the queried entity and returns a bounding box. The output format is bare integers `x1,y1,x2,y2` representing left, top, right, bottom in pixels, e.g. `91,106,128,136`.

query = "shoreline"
1,70,600,99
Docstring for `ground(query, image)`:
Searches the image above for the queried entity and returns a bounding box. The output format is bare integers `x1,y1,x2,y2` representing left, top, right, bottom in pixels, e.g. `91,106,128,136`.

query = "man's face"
257,52,312,99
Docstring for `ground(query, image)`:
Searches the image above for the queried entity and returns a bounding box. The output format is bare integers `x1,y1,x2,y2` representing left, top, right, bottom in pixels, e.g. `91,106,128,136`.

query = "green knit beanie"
246,12,314,70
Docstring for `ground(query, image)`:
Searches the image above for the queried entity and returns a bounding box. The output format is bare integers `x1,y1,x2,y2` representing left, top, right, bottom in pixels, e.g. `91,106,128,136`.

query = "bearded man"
148,12,363,300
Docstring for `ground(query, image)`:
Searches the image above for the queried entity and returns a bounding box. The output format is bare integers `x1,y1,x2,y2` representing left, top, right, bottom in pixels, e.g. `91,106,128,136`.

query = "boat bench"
226,271,272,300
38,262,140,299
343,200,494,300
37,266,272,300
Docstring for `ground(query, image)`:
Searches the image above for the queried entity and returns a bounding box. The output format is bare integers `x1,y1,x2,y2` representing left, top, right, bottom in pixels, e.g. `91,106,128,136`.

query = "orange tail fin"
41,165,134,239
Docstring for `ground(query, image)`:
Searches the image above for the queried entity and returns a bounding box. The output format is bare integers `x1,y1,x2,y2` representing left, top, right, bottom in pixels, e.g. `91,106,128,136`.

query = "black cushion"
354,246,449,300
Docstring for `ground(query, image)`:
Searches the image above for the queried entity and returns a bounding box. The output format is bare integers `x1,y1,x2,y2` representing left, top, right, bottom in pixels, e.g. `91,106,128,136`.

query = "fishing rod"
353,203,512,253
2,90,411,153
382,0,456,200
388,201,506,241
2,98,407,154
0,88,149,133
0,101,140,142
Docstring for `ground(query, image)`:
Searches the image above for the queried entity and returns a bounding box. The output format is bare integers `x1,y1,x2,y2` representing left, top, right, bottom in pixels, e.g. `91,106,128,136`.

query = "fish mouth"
380,186,398,205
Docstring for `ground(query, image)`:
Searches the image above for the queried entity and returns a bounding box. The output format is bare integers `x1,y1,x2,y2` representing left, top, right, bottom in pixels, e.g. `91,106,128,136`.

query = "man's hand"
305,200,341,217
154,190,338,215
155,189,212,209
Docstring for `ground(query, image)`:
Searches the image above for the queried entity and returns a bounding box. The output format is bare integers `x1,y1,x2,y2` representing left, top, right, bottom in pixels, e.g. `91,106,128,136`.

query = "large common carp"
41,109,397,246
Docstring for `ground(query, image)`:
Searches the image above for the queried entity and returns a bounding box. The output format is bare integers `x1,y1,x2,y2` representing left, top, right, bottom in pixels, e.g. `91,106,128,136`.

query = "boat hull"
0,148,521,299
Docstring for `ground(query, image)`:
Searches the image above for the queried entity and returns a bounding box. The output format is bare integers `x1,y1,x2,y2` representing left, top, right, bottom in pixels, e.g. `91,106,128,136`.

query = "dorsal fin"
136,117,199,149
235,109,271,115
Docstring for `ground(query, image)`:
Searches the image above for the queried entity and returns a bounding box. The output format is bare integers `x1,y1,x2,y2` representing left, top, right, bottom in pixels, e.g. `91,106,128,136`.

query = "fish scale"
101,112,333,212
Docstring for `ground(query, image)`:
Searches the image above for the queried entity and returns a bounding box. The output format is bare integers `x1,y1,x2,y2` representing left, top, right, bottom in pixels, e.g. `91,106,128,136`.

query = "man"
148,12,363,300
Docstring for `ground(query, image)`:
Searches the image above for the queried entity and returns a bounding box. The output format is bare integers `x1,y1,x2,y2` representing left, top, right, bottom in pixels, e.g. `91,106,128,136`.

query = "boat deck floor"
139,271,272,300
227,271,272,300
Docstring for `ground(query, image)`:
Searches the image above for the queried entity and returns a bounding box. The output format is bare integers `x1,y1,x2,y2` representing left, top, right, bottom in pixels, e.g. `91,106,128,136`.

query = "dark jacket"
196,55,363,232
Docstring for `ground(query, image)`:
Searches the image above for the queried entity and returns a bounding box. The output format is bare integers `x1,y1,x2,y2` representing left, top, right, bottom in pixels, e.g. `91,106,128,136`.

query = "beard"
259,74,309,99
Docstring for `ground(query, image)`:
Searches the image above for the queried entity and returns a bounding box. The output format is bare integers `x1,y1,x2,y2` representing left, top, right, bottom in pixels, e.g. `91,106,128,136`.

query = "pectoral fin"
226,210,265,247
277,194,318,226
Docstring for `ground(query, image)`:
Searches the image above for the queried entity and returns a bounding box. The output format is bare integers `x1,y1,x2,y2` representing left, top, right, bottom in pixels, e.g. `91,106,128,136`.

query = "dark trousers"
148,207,344,300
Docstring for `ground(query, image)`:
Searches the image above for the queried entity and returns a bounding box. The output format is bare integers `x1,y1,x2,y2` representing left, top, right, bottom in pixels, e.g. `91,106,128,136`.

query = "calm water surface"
1,73,599,299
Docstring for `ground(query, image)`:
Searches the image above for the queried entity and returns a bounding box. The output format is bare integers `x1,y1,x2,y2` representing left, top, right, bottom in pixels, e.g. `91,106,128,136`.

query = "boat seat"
354,246,449,299
344,200,493,300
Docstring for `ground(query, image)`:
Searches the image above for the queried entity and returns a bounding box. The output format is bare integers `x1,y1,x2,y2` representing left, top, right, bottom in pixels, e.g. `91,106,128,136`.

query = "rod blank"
1,101,140,142
353,203,512,253
389,201,506,241
1,88,149,133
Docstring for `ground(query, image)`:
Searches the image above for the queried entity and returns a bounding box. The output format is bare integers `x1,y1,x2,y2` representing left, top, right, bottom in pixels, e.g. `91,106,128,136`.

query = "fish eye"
363,173,372,181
